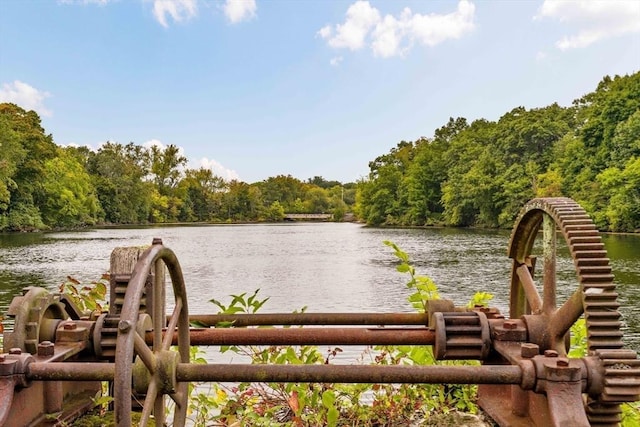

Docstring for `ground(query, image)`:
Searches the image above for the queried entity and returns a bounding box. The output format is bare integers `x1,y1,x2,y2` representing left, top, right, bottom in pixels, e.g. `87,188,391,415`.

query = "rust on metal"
176,363,524,385
148,326,436,347
185,312,429,327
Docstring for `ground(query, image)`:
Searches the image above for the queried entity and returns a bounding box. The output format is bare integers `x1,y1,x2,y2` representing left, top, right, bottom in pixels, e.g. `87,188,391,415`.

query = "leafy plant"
58,274,109,315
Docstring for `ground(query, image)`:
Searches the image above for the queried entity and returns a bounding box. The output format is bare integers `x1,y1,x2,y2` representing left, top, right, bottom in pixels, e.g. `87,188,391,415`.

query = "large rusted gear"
508,197,640,425
3,287,69,354
113,239,190,427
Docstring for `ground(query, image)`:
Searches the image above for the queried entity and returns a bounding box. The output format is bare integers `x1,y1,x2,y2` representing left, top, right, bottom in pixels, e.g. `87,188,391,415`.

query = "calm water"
0,223,638,352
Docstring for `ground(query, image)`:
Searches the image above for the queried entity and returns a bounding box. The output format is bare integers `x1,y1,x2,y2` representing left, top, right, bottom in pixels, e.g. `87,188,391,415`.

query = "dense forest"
0,103,356,231
1,72,638,232
356,72,640,232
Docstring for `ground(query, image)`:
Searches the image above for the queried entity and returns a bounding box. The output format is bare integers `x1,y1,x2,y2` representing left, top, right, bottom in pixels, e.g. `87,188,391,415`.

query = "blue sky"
1,0,639,184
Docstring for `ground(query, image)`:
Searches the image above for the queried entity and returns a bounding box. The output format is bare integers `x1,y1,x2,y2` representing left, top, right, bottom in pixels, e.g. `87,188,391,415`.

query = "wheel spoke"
153,386,165,426
139,379,158,427
542,213,557,315
549,288,584,352
134,331,157,373
515,263,542,314
162,298,183,351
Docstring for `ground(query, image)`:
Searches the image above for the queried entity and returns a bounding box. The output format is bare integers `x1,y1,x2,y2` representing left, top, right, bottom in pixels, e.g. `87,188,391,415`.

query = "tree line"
355,72,640,232
2,72,638,232
0,102,355,231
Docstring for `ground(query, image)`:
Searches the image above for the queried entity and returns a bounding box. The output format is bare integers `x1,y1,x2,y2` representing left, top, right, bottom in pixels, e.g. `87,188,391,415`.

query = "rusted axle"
185,312,429,327
150,326,436,346
26,362,523,385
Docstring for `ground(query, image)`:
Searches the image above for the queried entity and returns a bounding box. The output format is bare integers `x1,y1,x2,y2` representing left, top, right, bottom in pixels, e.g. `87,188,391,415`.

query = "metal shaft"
185,312,429,327
26,362,523,385
150,326,436,346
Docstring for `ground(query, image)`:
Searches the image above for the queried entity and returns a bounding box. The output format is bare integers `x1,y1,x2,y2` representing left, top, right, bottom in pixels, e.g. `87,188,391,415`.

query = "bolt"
504,321,518,330
38,341,55,357
521,343,540,358
152,238,163,245
9,348,22,355
544,349,559,358
557,358,569,367
494,314,505,319
118,320,132,332
63,322,77,330
0,354,6,362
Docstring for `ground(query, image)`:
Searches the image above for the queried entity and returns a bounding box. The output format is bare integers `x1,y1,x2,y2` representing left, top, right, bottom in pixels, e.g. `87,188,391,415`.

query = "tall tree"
86,142,152,224
0,103,57,230
149,144,187,195
41,148,102,227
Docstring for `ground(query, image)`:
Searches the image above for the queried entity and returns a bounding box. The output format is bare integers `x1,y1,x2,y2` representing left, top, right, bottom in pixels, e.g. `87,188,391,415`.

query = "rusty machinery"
0,197,639,426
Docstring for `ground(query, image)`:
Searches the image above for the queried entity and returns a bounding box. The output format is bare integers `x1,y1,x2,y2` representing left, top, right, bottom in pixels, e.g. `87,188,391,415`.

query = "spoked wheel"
114,240,190,427
508,197,637,425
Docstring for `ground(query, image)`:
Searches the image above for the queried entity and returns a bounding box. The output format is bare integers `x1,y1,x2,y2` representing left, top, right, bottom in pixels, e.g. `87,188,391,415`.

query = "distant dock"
284,213,332,221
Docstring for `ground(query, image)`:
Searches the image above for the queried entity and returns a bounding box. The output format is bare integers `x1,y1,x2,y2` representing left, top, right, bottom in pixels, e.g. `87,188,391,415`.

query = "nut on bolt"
503,320,518,330
38,341,55,357
544,349,559,358
521,343,539,358
63,322,77,330
9,348,22,355
557,357,569,367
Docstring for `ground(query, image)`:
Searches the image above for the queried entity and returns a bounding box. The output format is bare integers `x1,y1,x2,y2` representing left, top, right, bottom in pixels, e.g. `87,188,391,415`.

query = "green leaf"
396,264,410,273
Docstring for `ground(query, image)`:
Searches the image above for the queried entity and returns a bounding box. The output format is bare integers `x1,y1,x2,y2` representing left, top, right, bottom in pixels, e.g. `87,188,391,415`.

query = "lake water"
0,223,638,352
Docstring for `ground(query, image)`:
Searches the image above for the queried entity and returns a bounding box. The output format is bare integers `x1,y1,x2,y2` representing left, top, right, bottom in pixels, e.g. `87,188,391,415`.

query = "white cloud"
536,0,640,50
0,80,52,117
195,157,240,181
330,56,343,66
536,51,548,61
408,0,475,47
222,0,257,24
152,0,198,28
317,25,332,39
325,1,381,50
319,0,475,58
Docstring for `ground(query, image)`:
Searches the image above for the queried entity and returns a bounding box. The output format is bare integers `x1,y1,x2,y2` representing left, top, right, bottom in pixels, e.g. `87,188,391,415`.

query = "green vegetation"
2,72,637,232
356,72,640,232
57,242,640,425
0,102,355,230
188,242,492,426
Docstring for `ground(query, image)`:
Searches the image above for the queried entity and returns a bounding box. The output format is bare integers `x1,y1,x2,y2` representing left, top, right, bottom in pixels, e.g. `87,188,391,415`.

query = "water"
0,223,638,352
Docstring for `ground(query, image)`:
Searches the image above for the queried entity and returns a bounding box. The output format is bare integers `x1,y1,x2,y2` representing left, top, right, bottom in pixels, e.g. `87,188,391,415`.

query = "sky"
1,0,639,184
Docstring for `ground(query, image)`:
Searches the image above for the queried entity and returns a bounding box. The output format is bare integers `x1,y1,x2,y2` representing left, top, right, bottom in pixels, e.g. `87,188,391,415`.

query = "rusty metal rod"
184,312,429,327
28,362,115,381
177,363,523,385
148,327,437,346
27,362,523,385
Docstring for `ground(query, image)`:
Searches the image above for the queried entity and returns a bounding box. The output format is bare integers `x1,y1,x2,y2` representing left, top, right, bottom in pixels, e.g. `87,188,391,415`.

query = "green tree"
0,103,57,230
257,175,306,212
41,148,102,227
178,167,226,221
265,200,285,221
148,144,187,195
0,114,26,213
596,158,640,232
86,142,152,224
